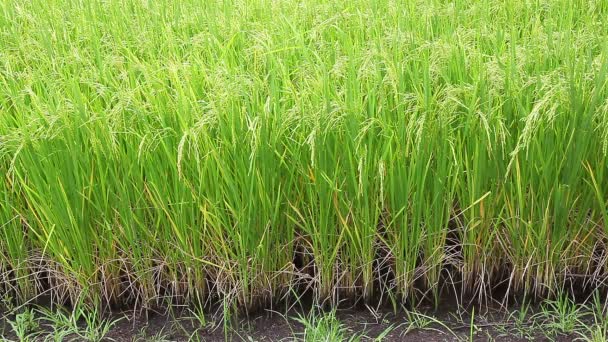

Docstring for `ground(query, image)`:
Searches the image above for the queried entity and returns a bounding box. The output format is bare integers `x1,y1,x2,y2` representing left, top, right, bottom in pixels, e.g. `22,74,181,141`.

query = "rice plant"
0,0,607,316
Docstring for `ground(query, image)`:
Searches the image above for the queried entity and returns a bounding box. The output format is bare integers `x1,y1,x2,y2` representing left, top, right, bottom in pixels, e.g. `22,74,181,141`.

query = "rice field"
1,0,608,315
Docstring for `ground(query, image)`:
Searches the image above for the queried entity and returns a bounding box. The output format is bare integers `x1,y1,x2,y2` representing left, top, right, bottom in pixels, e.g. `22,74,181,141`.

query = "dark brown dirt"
0,304,587,341
101,305,583,341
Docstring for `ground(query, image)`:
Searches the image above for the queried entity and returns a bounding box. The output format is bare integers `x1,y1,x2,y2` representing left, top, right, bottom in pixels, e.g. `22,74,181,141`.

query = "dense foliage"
1,0,608,311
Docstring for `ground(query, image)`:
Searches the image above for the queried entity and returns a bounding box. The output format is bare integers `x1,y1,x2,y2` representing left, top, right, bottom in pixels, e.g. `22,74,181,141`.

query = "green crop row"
1,0,608,312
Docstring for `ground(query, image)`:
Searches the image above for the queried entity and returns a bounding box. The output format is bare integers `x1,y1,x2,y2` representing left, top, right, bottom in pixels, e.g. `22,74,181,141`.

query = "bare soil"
103,304,582,341
0,302,586,341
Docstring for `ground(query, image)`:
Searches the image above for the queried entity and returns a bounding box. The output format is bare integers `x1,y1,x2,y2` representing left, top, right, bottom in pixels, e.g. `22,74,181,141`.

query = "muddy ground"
1,300,587,341
106,305,582,341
